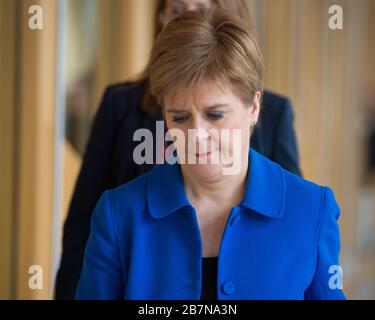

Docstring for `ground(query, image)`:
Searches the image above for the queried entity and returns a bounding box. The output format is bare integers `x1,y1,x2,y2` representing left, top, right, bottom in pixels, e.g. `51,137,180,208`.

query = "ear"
249,91,262,123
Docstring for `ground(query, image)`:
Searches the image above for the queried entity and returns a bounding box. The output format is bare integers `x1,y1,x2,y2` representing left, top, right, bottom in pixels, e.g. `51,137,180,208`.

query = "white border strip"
50,0,67,299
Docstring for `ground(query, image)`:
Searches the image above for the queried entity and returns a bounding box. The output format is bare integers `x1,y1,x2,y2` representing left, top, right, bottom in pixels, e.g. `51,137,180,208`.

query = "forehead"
164,80,240,109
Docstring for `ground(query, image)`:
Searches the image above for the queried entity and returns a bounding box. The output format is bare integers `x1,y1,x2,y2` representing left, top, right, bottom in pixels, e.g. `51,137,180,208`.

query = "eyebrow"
169,0,186,8
166,104,229,113
204,103,229,110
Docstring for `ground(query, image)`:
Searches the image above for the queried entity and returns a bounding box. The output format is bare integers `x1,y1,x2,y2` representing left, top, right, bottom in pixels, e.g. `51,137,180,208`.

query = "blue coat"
56,82,301,299
76,149,345,300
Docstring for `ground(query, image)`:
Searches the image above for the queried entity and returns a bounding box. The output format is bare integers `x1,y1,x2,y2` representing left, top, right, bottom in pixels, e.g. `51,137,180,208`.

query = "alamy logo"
133,121,243,176
28,5,43,30
328,5,343,30
28,265,43,290
328,265,343,290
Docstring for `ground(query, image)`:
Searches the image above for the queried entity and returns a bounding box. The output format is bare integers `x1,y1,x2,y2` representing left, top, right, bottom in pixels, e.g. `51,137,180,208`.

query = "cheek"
164,117,172,131
237,110,252,141
219,112,252,153
165,122,189,154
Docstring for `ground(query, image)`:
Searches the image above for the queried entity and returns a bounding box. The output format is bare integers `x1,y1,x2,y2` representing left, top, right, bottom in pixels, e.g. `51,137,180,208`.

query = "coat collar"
147,148,286,219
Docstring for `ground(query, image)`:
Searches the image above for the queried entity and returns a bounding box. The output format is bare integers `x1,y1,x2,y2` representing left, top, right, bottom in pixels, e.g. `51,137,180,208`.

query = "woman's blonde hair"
140,0,257,115
148,8,263,108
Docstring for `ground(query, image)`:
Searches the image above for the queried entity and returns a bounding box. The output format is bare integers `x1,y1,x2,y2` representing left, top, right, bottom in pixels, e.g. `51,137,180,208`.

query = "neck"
181,155,249,208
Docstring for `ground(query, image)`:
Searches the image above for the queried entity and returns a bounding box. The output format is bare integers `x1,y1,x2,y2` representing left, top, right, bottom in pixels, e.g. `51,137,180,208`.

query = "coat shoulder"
263,90,291,108
104,80,146,99
280,163,329,219
104,170,152,224
99,80,146,120
255,149,325,213
255,148,319,195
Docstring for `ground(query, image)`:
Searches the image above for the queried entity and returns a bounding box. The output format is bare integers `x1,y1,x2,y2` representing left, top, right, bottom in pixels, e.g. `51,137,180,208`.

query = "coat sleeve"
273,98,302,177
304,187,346,300
54,87,117,299
76,191,124,300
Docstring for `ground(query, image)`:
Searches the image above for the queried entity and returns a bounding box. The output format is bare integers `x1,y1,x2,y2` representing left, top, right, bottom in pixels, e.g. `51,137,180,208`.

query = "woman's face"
163,0,213,26
164,81,261,182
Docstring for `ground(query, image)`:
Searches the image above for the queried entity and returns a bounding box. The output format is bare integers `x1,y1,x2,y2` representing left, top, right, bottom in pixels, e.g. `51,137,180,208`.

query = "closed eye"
206,111,224,121
172,114,190,123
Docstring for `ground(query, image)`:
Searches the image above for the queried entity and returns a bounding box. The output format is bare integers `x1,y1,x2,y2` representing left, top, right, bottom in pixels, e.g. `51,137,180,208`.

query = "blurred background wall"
0,0,374,299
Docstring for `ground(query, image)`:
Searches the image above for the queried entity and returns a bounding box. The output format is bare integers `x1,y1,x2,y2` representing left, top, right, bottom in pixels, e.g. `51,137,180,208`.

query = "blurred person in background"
55,0,301,299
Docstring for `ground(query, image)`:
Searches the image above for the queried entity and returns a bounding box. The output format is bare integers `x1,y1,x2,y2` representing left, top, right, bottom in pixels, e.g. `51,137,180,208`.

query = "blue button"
222,281,236,295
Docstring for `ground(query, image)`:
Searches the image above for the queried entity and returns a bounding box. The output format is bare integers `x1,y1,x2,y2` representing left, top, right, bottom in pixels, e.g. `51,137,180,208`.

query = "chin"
184,163,224,182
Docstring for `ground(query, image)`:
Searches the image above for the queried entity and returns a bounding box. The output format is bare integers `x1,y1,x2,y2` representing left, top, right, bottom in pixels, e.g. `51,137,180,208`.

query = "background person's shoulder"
105,79,146,96
262,90,292,112
103,80,146,110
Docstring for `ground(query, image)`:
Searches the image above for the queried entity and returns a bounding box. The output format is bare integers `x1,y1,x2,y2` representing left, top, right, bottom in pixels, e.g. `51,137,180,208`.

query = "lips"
193,149,220,157
195,151,212,157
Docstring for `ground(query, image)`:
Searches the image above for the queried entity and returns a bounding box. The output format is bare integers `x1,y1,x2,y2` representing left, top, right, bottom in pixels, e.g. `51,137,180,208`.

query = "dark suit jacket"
54,80,301,299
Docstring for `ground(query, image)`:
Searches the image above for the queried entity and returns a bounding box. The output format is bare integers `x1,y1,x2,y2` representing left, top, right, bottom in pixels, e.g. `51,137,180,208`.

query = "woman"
76,9,345,300
55,0,301,299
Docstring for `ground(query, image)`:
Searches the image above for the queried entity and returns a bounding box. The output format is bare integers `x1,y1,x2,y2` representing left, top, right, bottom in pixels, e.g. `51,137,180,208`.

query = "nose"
188,117,213,155
191,117,210,142
196,127,209,141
